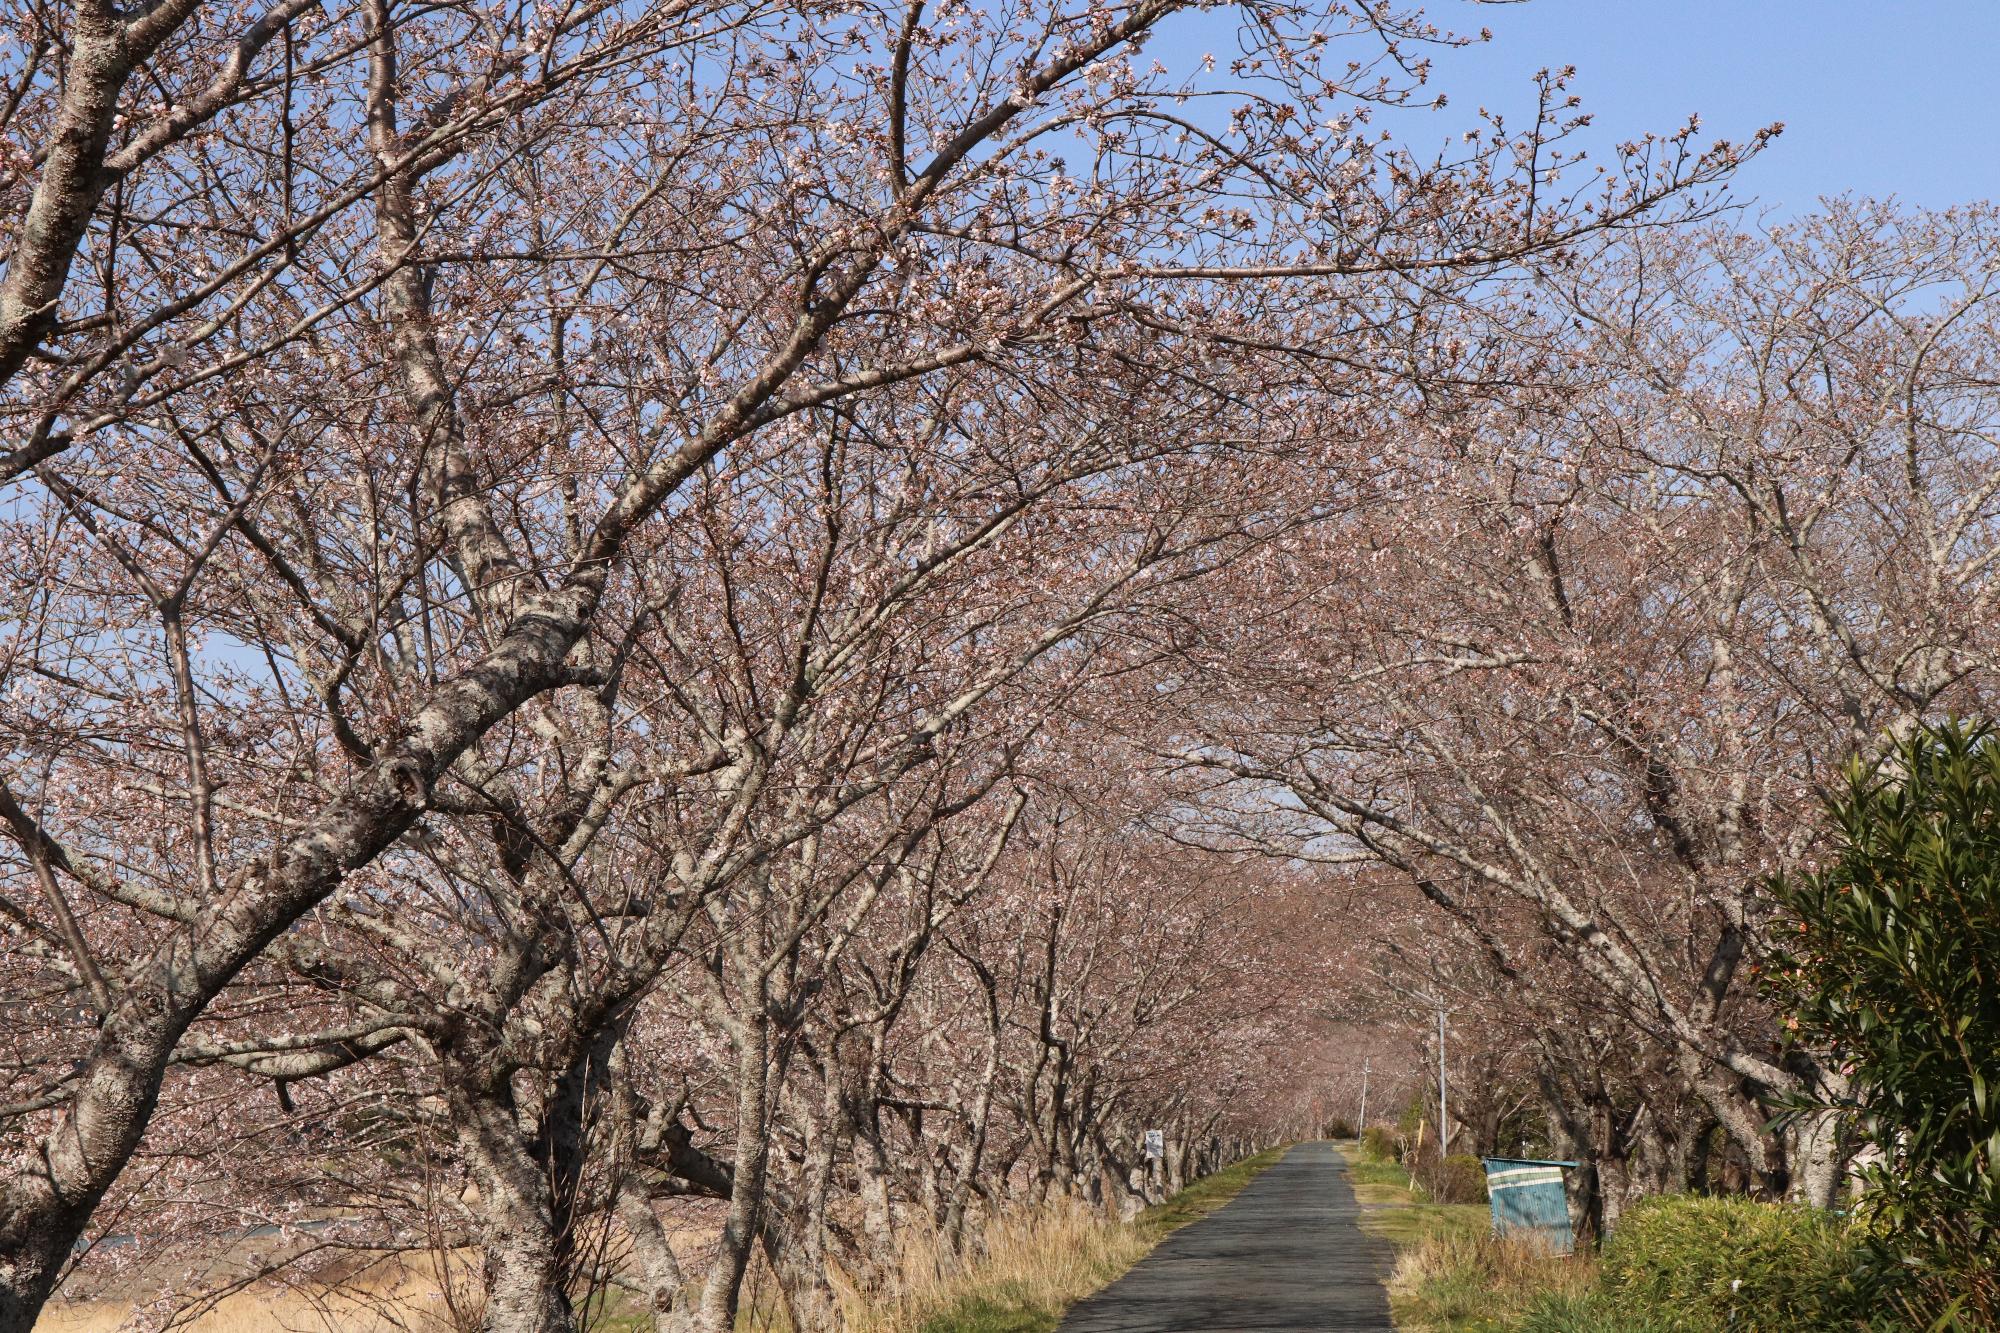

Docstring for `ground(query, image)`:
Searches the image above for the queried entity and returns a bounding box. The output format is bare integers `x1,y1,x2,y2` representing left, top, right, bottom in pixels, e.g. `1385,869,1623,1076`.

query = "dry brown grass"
41,1168,1262,1333
1388,1229,1596,1332
40,1215,728,1333
827,1150,1286,1333
832,1199,1148,1333
38,1251,478,1333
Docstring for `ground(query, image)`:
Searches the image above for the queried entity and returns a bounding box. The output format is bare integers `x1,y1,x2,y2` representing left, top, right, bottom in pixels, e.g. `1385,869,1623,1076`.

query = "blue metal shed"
1481,1157,1579,1254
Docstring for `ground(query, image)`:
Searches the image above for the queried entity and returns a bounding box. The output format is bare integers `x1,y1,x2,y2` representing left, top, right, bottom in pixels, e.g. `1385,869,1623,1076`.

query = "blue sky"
1147,1,1995,216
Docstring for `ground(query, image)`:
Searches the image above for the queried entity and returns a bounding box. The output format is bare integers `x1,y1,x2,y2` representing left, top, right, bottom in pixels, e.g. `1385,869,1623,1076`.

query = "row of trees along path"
12,0,1985,1328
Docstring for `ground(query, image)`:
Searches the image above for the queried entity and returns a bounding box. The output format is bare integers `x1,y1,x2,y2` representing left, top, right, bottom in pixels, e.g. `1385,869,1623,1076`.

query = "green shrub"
1360,1124,1397,1162
1395,1137,1488,1206
1769,720,2000,1328
1419,1153,1488,1205
1591,1195,1864,1331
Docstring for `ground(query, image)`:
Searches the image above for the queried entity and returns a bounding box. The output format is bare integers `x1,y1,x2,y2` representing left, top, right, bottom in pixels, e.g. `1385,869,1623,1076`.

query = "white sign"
1144,1128,1164,1161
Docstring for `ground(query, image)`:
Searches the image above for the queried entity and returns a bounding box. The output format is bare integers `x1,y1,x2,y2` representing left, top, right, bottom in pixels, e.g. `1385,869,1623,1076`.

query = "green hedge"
1519,1195,1879,1333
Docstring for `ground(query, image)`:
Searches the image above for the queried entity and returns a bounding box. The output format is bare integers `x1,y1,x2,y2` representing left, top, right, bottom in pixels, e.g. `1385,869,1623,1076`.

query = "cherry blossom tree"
1176,203,2000,1215
1,0,1767,1321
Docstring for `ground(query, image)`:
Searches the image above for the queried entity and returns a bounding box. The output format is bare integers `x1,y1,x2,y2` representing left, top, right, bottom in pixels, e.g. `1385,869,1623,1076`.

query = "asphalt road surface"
1057,1141,1395,1333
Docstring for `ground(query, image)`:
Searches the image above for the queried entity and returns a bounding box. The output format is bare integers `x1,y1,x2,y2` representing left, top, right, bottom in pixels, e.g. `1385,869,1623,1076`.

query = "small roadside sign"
1144,1128,1164,1161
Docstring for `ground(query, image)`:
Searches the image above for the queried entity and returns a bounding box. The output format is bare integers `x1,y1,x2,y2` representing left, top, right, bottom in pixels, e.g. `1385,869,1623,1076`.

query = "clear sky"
1148,1,1996,217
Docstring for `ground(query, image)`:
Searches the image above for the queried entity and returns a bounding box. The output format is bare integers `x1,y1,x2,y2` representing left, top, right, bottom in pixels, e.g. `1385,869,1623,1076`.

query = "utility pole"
1358,1057,1370,1133
1376,972,1451,1152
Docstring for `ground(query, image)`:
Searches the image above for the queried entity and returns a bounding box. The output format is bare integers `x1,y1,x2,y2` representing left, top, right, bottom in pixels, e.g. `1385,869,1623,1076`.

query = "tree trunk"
941,993,1003,1250
1784,1108,1847,1208
451,1019,618,1333
759,1210,843,1333
615,1187,686,1330
479,1212,578,1333
688,991,772,1333
763,1073,844,1332
850,1090,898,1275
453,1083,570,1331
0,1213,77,1333
1675,1048,1785,1197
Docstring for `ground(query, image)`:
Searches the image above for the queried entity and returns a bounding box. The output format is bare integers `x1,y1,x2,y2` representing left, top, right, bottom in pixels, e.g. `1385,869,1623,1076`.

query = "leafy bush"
1360,1124,1398,1162
1395,1136,1488,1205
1769,721,2000,1327
1418,1152,1488,1206
1589,1195,1864,1331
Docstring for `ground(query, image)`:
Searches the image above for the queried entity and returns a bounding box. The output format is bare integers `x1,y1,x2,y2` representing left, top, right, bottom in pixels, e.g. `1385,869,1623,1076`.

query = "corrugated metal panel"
1482,1157,1578,1255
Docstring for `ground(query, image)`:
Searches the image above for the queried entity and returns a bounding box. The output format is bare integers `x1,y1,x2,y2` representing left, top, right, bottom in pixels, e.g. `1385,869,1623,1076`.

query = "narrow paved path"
1057,1141,1394,1333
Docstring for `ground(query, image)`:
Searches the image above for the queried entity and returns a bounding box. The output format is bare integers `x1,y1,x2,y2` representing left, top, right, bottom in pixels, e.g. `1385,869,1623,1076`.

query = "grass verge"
1335,1141,1590,1333
856,1147,1288,1333
44,1157,1287,1333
